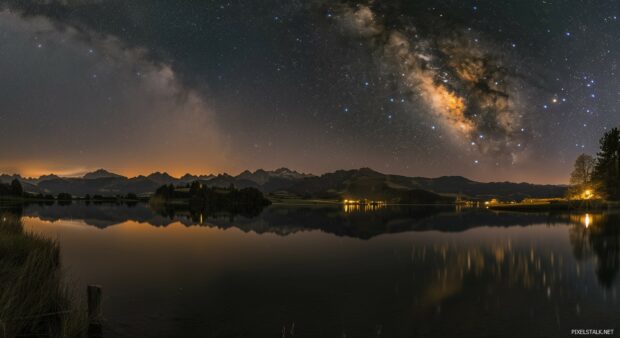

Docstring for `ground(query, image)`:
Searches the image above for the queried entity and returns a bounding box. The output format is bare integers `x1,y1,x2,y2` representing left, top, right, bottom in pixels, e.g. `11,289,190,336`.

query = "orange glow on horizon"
12,165,223,179
1,160,571,185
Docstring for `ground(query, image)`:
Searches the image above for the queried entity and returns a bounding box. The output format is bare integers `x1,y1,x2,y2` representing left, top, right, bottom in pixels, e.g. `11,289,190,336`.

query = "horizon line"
0,167,569,186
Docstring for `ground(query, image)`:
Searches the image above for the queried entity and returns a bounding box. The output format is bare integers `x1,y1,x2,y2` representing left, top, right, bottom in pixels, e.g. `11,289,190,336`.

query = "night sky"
1,0,619,183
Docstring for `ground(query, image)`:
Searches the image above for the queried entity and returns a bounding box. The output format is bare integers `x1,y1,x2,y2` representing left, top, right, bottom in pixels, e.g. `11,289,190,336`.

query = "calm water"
13,203,620,337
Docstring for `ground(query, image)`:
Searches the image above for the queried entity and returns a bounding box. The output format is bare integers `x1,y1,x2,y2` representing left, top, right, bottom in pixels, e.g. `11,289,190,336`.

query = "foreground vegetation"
0,208,86,337
496,125,620,212
568,127,620,201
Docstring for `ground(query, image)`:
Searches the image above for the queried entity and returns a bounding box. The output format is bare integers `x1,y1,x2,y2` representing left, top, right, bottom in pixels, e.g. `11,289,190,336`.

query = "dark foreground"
15,203,620,337
0,207,86,337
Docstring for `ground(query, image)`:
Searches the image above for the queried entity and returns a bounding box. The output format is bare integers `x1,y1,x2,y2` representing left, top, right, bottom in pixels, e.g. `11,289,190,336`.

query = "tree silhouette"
56,193,72,201
593,127,620,200
10,179,23,197
569,154,596,198
152,181,271,216
570,154,595,186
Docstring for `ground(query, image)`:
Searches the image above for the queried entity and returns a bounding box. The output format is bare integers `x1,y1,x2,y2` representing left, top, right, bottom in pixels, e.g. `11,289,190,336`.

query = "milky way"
335,2,528,162
1,0,619,183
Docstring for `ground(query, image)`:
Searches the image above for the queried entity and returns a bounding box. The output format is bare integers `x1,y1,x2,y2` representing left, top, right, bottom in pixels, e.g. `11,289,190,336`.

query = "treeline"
0,179,24,197
0,179,64,200
153,181,271,209
570,127,620,200
593,128,620,200
0,179,141,202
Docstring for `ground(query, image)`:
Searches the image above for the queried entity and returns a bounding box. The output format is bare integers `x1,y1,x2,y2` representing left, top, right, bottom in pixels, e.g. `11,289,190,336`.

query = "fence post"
87,285,103,337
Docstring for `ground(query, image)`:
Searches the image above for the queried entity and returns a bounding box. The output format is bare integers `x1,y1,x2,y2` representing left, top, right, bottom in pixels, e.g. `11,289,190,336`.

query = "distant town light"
342,199,387,213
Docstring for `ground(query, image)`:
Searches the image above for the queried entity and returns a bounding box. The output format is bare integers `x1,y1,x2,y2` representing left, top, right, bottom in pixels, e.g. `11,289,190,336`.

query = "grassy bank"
487,199,609,211
0,210,86,337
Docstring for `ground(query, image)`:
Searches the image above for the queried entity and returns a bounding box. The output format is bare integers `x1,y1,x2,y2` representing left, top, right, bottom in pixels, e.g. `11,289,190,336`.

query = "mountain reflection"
19,202,573,236
10,202,620,289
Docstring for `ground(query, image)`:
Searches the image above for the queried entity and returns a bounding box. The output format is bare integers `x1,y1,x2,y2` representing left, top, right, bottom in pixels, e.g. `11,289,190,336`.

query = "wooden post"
87,285,103,337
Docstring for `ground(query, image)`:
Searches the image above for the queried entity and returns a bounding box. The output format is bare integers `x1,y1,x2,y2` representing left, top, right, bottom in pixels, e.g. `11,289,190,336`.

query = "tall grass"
0,210,87,338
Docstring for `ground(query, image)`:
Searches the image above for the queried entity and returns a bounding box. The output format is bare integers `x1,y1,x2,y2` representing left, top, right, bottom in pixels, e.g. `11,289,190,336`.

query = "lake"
12,203,620,337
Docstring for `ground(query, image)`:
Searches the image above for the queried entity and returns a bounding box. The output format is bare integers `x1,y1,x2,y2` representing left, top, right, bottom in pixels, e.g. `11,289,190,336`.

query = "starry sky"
1,0,619,184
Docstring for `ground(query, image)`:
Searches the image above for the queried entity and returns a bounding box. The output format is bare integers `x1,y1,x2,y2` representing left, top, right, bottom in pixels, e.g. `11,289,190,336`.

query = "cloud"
0,10,229,175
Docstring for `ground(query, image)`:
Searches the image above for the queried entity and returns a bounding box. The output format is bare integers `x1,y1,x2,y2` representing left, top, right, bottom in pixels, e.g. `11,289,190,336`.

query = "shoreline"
487,200,619,212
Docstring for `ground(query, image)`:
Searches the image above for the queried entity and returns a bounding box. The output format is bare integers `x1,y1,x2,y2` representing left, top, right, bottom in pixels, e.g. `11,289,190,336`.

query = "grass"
0,210,87,337
487,199,609,211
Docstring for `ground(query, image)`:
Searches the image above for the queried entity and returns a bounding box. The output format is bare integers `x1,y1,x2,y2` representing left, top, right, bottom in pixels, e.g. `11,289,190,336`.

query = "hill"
275,168,565,202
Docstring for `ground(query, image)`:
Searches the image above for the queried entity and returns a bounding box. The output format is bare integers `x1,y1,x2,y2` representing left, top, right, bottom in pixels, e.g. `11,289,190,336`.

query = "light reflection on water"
343,203,387,213
6,203,619,337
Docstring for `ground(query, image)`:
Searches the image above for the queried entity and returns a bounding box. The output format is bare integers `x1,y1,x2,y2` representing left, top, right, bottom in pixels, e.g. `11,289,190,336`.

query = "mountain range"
0,168,567,201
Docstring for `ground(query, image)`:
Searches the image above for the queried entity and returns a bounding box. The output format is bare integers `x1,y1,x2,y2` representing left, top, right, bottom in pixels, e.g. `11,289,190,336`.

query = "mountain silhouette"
0,167,567,200
83,169,126,180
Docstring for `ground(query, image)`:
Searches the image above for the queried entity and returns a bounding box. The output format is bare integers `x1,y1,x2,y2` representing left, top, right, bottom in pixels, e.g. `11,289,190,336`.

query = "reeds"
0,212,87,338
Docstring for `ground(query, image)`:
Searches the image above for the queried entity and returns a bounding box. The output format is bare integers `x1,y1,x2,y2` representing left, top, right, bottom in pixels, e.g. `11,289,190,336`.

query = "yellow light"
584,214,591,228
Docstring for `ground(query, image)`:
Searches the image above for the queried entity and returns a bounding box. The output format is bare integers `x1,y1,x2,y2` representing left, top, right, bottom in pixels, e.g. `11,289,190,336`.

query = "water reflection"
10,202,620,337
15,202,620,290
569,213,620,288
343,202,387,213
16,202,582,236
569,213,605,228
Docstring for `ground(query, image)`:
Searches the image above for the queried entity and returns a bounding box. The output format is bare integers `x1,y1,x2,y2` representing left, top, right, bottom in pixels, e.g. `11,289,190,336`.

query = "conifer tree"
593,127,620,200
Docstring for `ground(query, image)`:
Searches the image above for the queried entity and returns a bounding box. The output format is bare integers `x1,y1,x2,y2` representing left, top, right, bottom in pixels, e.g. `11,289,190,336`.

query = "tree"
56,193,73,201
593,127,620,200
10,179,23,197
570,154,595,186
